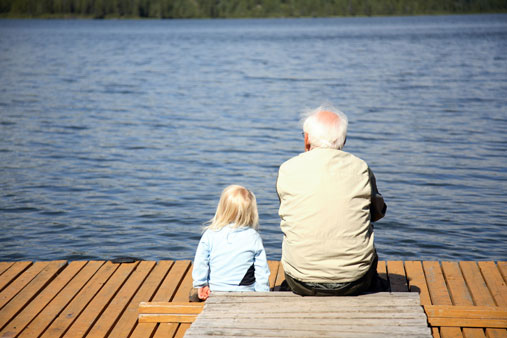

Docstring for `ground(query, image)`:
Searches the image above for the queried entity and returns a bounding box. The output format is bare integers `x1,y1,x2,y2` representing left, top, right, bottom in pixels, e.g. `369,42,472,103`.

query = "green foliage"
0,0,505,18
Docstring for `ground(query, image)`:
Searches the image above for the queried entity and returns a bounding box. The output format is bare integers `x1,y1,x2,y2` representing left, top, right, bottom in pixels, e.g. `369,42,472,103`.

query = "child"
190,185,271,301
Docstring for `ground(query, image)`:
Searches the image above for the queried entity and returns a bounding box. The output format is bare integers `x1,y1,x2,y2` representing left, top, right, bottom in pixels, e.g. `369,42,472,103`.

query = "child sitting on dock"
190,185,271,301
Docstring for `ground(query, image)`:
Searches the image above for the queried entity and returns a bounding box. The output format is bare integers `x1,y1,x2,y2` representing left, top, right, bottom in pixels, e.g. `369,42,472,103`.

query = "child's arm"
192,231,211,290
253,234,271,292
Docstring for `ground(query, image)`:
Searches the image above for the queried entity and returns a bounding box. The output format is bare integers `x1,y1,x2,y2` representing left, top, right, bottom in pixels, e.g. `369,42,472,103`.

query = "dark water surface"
1,15,506,262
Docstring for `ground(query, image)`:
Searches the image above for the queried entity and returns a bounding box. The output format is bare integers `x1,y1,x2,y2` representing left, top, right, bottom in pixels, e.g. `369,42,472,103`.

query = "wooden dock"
0,260,505,337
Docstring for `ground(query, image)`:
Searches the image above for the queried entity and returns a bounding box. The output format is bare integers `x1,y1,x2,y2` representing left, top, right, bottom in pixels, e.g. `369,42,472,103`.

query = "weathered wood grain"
184,292,431,337
187,323,432,337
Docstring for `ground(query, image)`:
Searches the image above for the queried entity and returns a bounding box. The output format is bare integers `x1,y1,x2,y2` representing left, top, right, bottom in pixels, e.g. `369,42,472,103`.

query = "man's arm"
369,168,387,222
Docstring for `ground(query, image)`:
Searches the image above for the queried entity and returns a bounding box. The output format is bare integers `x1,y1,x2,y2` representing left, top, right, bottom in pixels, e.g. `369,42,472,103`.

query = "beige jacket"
277,148,386,283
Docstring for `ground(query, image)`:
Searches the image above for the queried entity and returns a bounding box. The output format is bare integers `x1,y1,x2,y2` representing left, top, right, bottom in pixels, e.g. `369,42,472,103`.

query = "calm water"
1,15,506,262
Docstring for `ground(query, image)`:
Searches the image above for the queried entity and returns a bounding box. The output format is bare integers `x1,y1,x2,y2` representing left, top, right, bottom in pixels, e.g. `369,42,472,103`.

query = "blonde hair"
206,185,259,231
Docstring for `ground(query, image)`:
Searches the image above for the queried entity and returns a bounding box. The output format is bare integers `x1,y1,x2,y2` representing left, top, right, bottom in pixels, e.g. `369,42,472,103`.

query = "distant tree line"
1,0,506,19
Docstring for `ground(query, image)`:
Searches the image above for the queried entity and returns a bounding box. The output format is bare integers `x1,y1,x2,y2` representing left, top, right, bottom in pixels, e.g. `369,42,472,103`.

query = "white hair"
302,104,348,150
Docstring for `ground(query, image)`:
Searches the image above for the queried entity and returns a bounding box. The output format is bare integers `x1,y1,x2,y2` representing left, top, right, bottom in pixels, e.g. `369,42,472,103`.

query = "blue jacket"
192,224,271,292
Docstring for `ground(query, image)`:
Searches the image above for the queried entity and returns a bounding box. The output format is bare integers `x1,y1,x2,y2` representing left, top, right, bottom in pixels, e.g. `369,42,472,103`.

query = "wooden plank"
40,261,119,338
153,260,191,302
189,316,430,326
62,261,139,337
423,261,452,306
174,323,191,338
171,262,193,302
478,262,507,307
484,330,507,338
0,260,66,330
203,291,421,302
498,262,507,282
107,260,174,338
0,262,31,293
0,262,14,277
461,262,496,307
187,321,432,335
423,261,462,338
201,292,425,325
442,261,485,338
0,261,84,337
0,261,47,309
377,260,387,280
424,305,507,318
428,318,506,329
152,322,179,338
189,311,429,333
205,293,422,307
387,261,408,291
86,260,156,338
405,261,432,305
150,262,193,338
274,261,286,289
129,260,191,338
206,291,420,298
461,262,506,338
186,328,429,338
139,314,199,323
442,262,474,306
17,261,104,338
199,307,425,318
205,297,422,306
268,260,279,289
139,302,204,314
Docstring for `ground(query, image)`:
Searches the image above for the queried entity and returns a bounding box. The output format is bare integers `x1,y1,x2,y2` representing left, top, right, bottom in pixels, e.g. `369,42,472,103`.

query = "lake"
0,14,506,262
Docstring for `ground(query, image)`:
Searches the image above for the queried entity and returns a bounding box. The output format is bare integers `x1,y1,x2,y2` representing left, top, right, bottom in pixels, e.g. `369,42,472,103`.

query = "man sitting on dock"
276,104,387,296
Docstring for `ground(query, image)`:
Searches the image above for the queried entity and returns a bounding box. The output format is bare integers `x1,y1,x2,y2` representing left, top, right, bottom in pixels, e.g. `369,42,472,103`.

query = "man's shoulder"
280,149,369,171
339,150,369,169
279,152,304,169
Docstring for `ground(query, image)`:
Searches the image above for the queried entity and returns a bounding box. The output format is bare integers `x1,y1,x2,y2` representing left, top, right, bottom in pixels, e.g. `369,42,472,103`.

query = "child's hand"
198,286,210,300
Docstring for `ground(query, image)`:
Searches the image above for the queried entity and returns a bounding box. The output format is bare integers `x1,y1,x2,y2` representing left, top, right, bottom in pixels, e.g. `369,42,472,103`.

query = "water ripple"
1,15,506,262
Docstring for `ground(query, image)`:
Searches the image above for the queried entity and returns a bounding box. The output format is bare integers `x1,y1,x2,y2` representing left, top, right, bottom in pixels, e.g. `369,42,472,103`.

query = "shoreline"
1,11,506,20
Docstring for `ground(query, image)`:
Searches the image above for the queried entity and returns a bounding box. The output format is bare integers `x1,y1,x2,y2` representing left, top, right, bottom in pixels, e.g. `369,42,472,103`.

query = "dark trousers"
283,255,387,296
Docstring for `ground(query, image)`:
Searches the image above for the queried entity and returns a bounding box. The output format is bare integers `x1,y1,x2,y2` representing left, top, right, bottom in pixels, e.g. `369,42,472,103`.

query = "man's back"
277,148,375,283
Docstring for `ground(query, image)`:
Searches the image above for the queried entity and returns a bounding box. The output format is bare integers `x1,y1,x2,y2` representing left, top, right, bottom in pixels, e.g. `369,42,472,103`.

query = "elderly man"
277,105,387,296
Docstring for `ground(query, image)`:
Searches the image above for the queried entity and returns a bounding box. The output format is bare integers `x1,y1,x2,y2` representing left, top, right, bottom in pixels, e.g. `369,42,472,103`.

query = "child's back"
191,185,271,301
193,225,270,292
